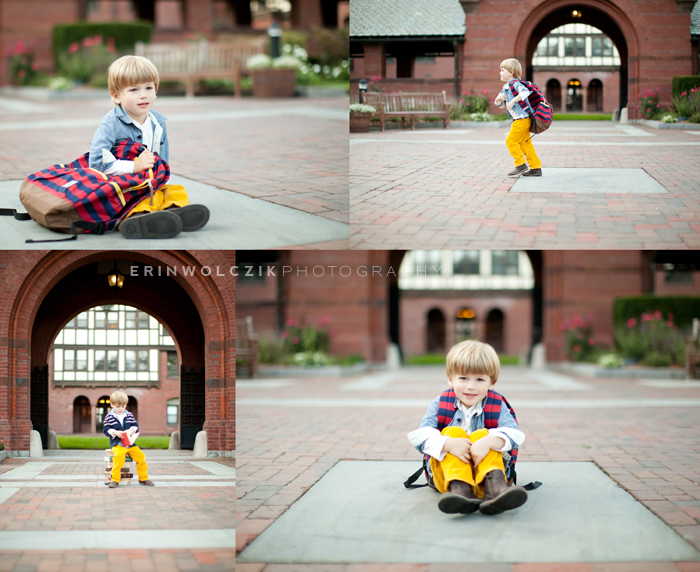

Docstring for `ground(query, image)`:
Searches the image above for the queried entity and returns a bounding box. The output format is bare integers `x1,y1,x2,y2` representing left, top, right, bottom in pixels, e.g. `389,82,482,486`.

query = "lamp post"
358,78,368,103
268,21,282,59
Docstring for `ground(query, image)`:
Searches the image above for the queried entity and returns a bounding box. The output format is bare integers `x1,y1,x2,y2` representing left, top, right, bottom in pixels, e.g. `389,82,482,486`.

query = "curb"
554,362,686,379
630,119,700,130
257,362,370,378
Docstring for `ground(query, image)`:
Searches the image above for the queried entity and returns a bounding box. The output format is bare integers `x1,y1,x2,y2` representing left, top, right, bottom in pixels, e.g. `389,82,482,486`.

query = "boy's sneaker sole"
168,204,210,232
119,211,182,240
508,165,529,177
437,492,481,514
479,487,527,515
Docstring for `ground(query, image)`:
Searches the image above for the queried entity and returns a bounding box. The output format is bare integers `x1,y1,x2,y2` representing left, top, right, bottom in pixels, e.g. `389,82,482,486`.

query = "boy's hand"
470,439,491,467
115,431,124,438
443,437,472,463
134,150,155,173
495,93,505,104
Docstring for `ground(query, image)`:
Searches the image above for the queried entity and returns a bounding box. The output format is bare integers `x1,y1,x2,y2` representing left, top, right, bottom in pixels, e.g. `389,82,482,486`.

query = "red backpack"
508,79,553,134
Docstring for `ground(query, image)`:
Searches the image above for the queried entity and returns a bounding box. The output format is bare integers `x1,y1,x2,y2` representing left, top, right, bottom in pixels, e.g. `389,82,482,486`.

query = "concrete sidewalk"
0,94,349,249
236,365,700,571
0,450,235,570
350,121,700,249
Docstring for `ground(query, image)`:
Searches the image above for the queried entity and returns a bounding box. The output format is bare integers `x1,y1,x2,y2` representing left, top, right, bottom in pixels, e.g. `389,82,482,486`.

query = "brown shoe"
521,168,542,177
437,480,481,514
139,479,155,486
166,204,210,232
108,480,119,488
508,164,529,177
479,470,527,515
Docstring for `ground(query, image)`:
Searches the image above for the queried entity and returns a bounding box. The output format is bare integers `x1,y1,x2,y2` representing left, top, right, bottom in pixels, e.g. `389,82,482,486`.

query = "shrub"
561,313,597,362
615,310,685,366
661,114,676,123
598,353,623,368
451,89,490,119
310,26,349,66
0,443,4,451
690,112,700,124
613,296,700,331
672,91,697,117
283,318,331,354
642,351,672,368
53,22,152,69
636,87,661,119
5,39,39,85
672,76,700,98
471,112,493,122
258,337,289,364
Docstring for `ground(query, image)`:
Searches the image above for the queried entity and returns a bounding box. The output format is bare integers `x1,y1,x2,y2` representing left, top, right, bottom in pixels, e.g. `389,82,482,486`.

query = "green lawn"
552,113,613,121
406,354,520,366
57,436,171,449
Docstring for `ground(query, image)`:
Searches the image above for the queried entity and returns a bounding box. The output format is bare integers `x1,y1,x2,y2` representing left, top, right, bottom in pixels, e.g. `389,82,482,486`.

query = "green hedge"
53,22,152,67
672,76,700,98
613,296,700,330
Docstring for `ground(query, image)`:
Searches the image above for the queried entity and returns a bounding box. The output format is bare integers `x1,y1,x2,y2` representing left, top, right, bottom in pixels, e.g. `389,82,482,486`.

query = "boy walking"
90,55,209,239
494,58,542,177
408,340,528,515
103,390,154,488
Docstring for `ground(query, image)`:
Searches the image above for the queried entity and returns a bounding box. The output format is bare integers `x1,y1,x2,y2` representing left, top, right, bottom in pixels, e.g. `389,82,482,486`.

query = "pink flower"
573,345,581,353
463,91,467,95
647,108,651,112
588,338,595,345
281,331,289,338
286,318,297,327
667,321,674,327
681,91,687,97
460,98,464,102
642,313,653,321
656,104,660,107
627,318,637,328
15,40,25,53
467,102,470,106
17,69,25,78
587,311,594,320
668,313,674,320
292,336,299,344
636,105,639,109
82,37,93,47
653,310,662,320
68,42,79,53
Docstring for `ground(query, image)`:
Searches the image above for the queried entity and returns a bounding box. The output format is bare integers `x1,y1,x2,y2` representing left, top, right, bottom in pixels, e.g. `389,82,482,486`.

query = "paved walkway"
0,450,235,570
236,366,700,571
350,122,700,249
0,94,349,249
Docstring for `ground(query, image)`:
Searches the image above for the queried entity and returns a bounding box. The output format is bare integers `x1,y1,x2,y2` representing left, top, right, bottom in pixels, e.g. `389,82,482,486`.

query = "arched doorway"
546,78,562,111
1,251,235,456
96,396,110,433
567,78,583,111
517,1,636,112
485,309,505,353
73,396,91,434
588,78,603,111
127,396,138,422
426,309,446,353
455,308,477,345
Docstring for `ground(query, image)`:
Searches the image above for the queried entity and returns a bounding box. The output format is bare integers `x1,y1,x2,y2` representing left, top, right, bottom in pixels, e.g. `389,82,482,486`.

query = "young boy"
90,55,209,239
494,58,542,178
102,390,154,488
408,340,528,515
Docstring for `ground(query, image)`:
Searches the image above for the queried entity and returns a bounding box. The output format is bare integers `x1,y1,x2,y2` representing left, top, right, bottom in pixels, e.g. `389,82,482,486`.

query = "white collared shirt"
103,114,153,176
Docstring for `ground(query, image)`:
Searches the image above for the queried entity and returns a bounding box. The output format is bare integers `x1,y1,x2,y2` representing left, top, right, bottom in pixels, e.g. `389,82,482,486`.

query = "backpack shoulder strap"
436,388,457,431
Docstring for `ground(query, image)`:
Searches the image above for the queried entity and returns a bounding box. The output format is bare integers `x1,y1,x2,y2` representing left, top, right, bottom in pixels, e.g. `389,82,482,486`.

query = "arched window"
95,395,111,433
167,398,180,425
566,79,582,112
486,309,505,353
455,308,477,343
426,309,446,353
588,79,603,112
73,396,91,434
127,395,138,420
546,79,561,112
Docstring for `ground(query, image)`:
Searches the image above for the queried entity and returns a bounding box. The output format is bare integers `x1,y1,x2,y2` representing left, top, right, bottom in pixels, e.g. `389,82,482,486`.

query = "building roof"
692,0,700,35
350,0,466,38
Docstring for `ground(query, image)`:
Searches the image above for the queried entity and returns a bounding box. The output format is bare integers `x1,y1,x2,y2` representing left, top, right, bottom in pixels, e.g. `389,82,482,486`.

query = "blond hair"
446,340,500,383
109,390,128,406
500,58,522,79
108,55,159,98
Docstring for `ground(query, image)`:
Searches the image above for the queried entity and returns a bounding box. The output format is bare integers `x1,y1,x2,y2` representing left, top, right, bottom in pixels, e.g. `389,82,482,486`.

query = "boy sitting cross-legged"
103,390,154,488
408,340,528,515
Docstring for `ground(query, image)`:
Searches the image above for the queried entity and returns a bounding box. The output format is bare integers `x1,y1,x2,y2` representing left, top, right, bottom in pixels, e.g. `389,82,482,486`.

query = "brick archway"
0,250,235,455
513,0,642,113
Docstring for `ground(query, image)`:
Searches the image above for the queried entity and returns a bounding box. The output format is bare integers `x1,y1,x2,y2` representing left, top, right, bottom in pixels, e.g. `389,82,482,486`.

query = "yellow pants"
124,184,189,219
429,427,506,499
506,118,541,169
111,445,149,483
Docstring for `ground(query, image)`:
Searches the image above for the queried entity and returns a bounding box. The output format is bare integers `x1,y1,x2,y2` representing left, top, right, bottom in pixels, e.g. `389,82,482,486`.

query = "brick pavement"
0,94,348,246
0,454,235,570
236,366,700,569
349,122,700,249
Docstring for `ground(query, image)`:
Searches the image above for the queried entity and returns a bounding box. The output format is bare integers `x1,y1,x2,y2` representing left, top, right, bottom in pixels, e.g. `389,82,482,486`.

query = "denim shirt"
89,105,169,172
498,80,532,120
413,392,521,479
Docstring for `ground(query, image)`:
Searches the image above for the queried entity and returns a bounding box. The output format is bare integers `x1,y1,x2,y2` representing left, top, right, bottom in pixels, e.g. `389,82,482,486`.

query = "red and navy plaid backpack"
1,140,169,243
508,79,554,134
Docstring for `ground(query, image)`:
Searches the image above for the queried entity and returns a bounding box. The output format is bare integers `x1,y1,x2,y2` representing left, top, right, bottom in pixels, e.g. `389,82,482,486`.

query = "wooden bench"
360,91,451,132
686,318,700,380
135,38,266,98
236,316,259,378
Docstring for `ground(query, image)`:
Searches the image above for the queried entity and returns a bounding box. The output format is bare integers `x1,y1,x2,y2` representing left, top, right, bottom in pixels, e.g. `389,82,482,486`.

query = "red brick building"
0,250,235,456
237,250,699,367
350,0,697,116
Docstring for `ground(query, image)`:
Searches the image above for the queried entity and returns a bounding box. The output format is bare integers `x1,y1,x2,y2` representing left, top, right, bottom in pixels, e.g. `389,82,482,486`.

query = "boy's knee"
468,428,489,441
442,426,469,439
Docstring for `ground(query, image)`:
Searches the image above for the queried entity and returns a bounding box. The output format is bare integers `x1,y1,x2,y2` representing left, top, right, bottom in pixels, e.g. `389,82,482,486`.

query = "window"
76,350,87,371
65,312,88,329
126,311,150,329
64,349,75,370
95,312,105,328
138,350,148,371
413,250,442,276
453,251,480,275
95,350,105,370
591,37,602,57
664,264,694,284
96,311,118,329
107,350,118,371
95,350,118,371
537,39,547,57
603,38,613,56
167,352,179,377
491,251,519,276
564,37,574,57
575,37,585,56
547,37,558,57
125,350,136,371
167,398,179,425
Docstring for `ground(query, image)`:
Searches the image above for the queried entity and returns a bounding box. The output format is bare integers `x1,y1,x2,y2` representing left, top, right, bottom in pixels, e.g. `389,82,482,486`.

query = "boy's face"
500,67,514,82
448,372,495,408
112,82,156,123
111,403,126,414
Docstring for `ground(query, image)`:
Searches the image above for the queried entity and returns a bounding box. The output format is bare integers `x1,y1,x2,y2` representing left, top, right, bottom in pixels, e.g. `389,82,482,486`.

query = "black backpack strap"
404,465,430,489
523,481,543,491
0,208,32,221
25,220,106,243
